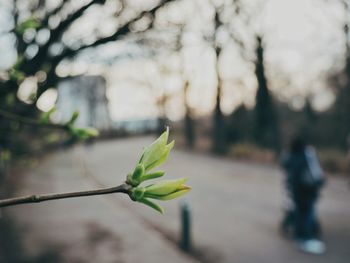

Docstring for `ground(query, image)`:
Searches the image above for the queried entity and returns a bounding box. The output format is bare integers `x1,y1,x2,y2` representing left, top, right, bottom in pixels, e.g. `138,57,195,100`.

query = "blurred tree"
333,61,350,150
175,26,196,149
211,8,226,154
0,0,177,172
253,35,280,152
140,22,196,146
327,0,350,150
183,80,195,148
1,0,175,106
227,104,253,144
156,89,169,135
209,0,251,154
299,98,317,143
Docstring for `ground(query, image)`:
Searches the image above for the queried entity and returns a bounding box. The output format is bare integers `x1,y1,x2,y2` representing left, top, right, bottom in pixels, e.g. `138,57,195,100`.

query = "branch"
0,183,131,208
52,0,175,59
0,128,190,213
21,0,104,75
35,0,175,96
0,108,67,130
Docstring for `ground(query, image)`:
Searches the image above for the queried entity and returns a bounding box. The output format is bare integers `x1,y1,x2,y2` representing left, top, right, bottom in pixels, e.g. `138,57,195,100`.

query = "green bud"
68,126,99,140
39,107,56,124
141,171,165,182
145,178,187,196
147,186,191,201
126,128,191,214
126,164,145,186
15,17,40,35
83,127,99,137
129,178,191,213
130,187,145,201
126,173,133,186
68,111,79,125
139,198,164,214
138,127,174,172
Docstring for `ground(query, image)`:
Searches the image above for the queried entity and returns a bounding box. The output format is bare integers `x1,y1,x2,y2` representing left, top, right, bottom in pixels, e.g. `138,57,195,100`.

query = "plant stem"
0,108,68,130
0,183,131,208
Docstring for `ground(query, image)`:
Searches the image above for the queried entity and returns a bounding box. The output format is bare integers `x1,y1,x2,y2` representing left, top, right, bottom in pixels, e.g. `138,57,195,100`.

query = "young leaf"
145,178,188,196
141,171,165,182
139,198,164,214
39,107,56,124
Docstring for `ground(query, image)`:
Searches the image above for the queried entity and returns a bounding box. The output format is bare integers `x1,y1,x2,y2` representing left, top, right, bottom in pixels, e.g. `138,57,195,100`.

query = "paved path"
4,136,350,263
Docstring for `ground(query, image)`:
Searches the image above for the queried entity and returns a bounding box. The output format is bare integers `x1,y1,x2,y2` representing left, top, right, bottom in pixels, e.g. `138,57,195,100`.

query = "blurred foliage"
228,143,275,163
318,149,349,175
0,0,173,177
39,107,56,124
14,17,40,35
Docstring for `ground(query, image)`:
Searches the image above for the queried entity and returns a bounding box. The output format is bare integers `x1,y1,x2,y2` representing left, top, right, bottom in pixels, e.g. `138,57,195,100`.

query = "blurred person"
280,136,326,254
347,134,350,188
278,165,295,237
347,135,350,170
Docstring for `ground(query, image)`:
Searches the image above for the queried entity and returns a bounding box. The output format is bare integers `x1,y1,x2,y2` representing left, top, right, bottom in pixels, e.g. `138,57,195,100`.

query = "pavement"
2,136,350,263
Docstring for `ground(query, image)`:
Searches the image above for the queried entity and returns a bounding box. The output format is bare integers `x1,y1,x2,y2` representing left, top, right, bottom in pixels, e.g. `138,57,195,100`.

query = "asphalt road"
4,136,350,263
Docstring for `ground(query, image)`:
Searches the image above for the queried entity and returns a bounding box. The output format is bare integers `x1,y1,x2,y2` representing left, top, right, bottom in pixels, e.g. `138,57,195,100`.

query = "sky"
0,0,347,121
105,0,346,120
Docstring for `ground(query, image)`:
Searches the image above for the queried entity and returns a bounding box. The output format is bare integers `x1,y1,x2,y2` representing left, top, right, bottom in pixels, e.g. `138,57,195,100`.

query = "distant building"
56,75,111,130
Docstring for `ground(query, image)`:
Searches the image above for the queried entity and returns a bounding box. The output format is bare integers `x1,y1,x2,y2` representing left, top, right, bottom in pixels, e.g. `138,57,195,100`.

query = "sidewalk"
3,136,350,263
78,137,350,263
4,146,198,263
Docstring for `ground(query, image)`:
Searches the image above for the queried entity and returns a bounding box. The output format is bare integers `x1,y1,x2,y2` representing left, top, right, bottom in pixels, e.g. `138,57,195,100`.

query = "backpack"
300,146,325,188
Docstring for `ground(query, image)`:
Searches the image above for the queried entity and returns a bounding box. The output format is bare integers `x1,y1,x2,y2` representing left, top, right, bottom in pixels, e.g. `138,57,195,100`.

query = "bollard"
180,201,191,252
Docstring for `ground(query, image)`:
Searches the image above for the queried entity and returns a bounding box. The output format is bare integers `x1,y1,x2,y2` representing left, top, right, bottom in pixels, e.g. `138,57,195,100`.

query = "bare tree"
327,0,350,149
253,35,280,152
183,80,195,148
0,0,177,163
211,7,226,154
210,0,244,154
1,0,176,109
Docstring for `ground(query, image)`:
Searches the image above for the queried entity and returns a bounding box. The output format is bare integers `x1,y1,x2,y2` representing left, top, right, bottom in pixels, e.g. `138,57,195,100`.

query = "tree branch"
35,0,175,96
0,108,67,130
58,0,174,58
0,183,131,208
21,0,104,75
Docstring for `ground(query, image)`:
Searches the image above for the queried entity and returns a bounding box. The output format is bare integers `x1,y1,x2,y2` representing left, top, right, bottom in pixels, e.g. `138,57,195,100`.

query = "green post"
180,201,191,252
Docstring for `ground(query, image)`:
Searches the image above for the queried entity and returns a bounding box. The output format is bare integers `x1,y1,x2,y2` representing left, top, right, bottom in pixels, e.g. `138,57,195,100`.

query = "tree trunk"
183,81,195,149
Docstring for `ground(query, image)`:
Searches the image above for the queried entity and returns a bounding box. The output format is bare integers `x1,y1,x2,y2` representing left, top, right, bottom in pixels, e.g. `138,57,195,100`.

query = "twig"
0,183,131,208
0,108,68,130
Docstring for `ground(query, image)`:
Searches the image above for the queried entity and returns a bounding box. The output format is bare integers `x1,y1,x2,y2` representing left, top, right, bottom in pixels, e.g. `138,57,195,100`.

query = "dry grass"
318,149,350,176
228,143,276,163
